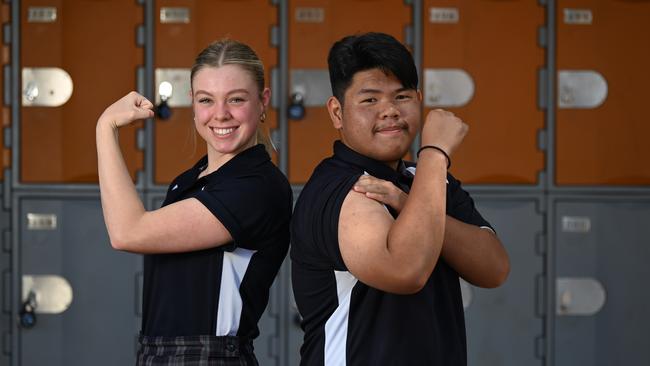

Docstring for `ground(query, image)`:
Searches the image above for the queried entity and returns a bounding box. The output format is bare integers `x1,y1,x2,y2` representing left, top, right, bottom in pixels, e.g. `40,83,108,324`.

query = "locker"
20,1,143,183
17,196,140,365
154,0,278,184
553,198,650,365
465,197,544,366
556,1,650,185
288,0,411,183
1,200,10,366
422,1,545,184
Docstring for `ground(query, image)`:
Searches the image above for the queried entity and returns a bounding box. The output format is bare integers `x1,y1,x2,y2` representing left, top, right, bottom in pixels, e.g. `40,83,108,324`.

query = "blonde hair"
191,39,274,154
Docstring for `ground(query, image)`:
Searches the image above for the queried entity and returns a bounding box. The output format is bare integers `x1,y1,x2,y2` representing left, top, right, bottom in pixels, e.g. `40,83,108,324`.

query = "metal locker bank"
1,1,649,366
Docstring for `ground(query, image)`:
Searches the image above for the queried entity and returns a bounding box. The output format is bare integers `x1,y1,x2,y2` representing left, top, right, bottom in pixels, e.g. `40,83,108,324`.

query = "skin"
96,65,270,253
330,68,508,293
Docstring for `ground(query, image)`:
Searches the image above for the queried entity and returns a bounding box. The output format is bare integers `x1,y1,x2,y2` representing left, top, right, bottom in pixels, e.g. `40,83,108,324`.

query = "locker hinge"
270,67,279,109
403,25,414,48
2,23,9,45
537,68,547,109
136,24,145,47
3,127,10,148
2,170,10,210
535,335,546,359
2,269,10,313
270,25,280,47
3,65,10,106
2,229,10,253
537,26,547,48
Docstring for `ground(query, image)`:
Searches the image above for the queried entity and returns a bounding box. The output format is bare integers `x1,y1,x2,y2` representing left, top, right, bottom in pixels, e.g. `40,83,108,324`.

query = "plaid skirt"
136,334,258,366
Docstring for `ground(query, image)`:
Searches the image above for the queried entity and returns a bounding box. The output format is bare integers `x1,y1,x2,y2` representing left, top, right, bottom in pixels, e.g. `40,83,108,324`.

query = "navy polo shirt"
142,144,292,338
291,141,494,366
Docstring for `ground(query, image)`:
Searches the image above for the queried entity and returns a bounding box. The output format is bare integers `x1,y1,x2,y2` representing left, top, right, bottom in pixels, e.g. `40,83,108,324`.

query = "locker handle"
288,92,305,120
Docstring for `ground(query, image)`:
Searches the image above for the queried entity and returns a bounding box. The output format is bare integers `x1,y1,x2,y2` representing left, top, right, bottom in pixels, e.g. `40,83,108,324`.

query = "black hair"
327,32,418,105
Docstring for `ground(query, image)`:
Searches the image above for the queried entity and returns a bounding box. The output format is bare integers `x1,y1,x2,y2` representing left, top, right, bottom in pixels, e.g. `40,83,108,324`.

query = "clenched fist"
97,91,155,130
420,109,468,157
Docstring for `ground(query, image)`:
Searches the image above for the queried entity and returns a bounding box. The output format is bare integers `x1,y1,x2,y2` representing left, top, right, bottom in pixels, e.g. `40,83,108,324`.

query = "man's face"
328,68,421,165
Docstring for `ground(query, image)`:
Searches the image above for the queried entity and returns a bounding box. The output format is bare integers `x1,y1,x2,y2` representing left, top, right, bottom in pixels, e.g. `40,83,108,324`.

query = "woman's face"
191,65,269,157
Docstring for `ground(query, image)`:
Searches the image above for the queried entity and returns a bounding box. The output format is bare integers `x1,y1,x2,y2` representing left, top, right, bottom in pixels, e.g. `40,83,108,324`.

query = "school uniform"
291,141,494,366
137,144,292,365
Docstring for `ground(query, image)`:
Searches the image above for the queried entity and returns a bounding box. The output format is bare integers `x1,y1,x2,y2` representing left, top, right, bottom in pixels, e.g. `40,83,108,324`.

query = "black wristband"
417,145,451,169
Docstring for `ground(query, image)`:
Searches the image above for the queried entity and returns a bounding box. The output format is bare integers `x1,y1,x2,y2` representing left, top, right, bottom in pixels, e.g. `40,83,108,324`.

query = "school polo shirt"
141,144,292,338
291,141,494,366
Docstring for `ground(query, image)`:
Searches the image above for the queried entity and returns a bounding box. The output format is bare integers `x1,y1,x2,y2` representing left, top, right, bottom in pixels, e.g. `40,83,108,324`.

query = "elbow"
108,231,137,252
482,258,510,289
391,267,432,295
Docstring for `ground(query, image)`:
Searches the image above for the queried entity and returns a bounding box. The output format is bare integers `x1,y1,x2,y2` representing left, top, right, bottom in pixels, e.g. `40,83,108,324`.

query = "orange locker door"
154,1,277,185
21,1,143,183
288,0,411,184
556,2,650,185
423,1,545,184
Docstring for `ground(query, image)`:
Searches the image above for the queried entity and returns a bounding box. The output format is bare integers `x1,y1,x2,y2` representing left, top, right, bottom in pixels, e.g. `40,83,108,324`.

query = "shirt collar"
333,140,410,183
192,144,270,182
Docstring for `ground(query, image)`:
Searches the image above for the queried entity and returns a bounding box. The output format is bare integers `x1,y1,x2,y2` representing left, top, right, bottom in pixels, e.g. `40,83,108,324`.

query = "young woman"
96,39,291,365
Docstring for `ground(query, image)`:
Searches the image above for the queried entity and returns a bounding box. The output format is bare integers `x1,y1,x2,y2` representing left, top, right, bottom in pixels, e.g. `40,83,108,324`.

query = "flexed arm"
96,92,233,254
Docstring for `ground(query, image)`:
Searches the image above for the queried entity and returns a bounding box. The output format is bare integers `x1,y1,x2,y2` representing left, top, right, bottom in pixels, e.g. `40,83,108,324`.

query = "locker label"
295,7,325,23
160,7,190,24
27,7,57,23
26,213,57,230
561,216,591,233
429,7,459,24
563,9,592,25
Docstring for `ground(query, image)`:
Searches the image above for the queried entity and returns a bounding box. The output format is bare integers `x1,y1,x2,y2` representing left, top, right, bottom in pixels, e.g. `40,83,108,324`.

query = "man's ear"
327,96,343,129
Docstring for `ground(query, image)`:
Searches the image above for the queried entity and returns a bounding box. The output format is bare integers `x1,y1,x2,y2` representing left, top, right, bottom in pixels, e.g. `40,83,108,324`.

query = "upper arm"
338,190,420,293
115,197,233,254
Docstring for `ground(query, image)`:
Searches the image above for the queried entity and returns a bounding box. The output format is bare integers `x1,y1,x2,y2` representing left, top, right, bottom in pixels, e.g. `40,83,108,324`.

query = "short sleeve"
195,172,291,251
446,173,495,232
291,168,361,271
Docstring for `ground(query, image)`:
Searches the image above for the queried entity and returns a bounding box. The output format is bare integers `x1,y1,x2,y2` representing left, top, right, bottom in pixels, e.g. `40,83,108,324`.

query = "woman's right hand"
97,91,154,130
420,109,468,157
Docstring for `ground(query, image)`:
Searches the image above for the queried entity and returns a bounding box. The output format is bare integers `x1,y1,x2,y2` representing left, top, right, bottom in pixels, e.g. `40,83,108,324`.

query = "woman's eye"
229,97,245,103
198,98,211,104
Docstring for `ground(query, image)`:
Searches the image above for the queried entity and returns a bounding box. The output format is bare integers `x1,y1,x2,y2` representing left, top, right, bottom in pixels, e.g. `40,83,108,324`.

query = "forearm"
96,121,146,249
386,152,448,285
442,216,509,288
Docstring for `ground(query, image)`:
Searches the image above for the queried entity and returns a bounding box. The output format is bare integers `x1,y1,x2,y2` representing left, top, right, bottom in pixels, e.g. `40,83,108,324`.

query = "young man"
290,32,510,365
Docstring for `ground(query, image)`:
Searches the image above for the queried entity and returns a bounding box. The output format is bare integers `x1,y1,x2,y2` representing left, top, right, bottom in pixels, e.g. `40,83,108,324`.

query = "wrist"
417,145,451,169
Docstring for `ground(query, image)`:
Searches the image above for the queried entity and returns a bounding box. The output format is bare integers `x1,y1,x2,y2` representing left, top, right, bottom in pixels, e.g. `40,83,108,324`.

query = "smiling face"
327,68,422,167
191,64,269,161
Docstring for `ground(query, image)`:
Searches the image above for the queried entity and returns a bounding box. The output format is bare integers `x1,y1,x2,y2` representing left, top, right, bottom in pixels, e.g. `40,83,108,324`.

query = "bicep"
123,198,233,254
338,190,397,290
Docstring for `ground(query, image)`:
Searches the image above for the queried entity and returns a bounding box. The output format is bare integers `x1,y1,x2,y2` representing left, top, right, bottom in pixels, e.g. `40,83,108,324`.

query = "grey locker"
147,194,284,365
554,198,650,365
18,196,139,366
465,197,545,366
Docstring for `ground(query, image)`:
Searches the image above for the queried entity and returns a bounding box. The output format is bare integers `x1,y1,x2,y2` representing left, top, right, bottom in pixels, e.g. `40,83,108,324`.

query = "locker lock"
19,291,38,329
288,92,306,120
156,81,173,120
